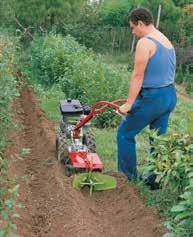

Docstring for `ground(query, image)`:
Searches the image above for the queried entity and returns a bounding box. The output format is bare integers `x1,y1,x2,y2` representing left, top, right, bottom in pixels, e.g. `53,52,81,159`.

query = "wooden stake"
156,5,162,29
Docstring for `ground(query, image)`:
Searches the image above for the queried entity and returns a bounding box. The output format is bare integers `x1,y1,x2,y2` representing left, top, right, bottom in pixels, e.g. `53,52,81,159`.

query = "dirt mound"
6,86,166,237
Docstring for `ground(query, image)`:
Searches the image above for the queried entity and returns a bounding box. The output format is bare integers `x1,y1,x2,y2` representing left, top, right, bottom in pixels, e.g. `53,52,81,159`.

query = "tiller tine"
72,172,117,195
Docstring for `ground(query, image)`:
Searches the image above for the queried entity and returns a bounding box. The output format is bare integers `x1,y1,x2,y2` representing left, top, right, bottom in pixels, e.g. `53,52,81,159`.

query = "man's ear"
138,20,144,27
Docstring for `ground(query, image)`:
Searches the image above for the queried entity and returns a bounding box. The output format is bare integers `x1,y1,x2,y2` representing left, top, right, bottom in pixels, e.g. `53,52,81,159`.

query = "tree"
99,0,134,26
172,0,193,7
63,4,107,50
0,0,87,31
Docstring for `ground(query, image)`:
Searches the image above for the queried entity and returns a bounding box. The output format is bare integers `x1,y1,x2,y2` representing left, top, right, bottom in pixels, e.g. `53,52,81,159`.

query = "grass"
94,128,117,171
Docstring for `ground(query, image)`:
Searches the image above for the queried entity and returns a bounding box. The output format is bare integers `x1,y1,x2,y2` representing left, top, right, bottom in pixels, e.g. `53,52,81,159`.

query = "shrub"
0,154,19,236
144,133,193,191
29,35,88,86
0,32,19,236
176,64,193,94
165,182,193,237
143,132,193,237
0,32,19,149
29,34,129,127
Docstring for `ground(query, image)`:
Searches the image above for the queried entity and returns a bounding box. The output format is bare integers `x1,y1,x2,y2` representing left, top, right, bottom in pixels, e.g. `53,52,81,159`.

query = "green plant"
188,112,193,133
0,155,19,237
143,132,193,191
0,32,20,237
0,33,19,149
28,34,129,127
99,0,131,27
175,64,193,94
164,174,193,237
143,131,193,237
184,65,193,94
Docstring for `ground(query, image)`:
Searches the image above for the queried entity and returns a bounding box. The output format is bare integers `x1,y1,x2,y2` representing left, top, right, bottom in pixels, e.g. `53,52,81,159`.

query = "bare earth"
6,86,166,237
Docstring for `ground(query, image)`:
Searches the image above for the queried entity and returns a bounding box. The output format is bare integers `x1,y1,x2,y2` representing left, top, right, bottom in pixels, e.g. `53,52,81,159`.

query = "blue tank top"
142,36,176,88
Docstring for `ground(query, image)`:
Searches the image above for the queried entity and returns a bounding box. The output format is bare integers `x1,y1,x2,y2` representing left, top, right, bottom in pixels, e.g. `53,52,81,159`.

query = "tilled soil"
6,86,166,237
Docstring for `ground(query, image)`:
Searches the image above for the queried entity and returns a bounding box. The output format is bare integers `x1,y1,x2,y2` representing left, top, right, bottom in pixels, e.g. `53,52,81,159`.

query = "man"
117,7,177,183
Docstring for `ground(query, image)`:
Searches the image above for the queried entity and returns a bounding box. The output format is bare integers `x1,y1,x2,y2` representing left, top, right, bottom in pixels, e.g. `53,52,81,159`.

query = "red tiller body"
69,151,103,170
70,99,126,171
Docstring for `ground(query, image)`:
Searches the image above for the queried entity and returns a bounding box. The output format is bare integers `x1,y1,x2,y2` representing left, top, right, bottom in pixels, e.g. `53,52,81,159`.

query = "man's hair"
128,7,154,25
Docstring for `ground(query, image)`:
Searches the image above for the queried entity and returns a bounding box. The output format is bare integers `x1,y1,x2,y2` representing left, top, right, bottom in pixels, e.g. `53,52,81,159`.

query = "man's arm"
119,38,151,115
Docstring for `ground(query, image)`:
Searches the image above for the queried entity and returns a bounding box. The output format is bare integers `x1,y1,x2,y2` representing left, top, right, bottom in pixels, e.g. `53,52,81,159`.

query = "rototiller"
56,98,126,194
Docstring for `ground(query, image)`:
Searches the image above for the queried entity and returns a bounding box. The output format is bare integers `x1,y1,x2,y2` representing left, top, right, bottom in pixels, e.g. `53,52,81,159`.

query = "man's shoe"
140,174,160,190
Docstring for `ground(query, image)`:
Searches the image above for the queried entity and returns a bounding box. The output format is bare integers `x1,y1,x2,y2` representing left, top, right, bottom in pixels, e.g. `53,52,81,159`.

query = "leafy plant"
0,33,19,149
143,132,193,191
0,155,19,237
143,131,193,237
176,65,193,94
0,32,20,237
165,175,193,236
28,34,129,127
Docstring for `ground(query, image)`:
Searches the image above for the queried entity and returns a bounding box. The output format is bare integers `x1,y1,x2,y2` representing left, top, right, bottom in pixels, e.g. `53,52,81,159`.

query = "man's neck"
143,25,156,37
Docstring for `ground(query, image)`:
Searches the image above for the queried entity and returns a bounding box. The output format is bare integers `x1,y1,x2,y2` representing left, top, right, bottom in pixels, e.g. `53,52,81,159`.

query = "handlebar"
74,99,127,131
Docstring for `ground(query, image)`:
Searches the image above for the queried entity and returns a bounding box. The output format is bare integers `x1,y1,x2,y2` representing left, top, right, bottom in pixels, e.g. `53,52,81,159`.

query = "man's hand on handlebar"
119,103,132,115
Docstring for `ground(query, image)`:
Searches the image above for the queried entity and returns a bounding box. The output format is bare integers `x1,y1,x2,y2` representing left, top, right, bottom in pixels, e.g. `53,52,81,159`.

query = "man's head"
128,7,154,38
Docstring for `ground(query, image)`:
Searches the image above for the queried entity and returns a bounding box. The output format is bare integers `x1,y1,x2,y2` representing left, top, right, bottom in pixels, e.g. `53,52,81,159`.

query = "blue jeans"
117,85,177,180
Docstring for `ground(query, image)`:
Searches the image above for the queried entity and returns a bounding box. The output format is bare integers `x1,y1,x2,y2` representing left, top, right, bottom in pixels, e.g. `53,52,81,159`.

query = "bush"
99,0,131,27
176,64,193,94
143,132,193,237
0,154,19,236
62,4,111,51
0,32,19,149
29,34,129,127
165,182,193,237
0,32,19,236
29,35,87,86
144,133,193,191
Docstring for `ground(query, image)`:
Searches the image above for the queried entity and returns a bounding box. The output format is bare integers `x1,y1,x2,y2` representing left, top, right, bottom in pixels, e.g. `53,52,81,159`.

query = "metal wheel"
56,131,68,163
83,131,96,152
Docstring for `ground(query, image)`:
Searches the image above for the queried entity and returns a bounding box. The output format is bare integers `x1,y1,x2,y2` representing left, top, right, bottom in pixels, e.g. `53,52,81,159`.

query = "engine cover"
60,99,83,116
